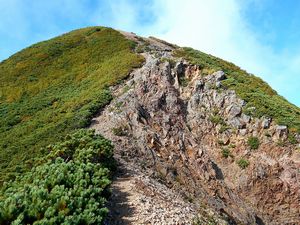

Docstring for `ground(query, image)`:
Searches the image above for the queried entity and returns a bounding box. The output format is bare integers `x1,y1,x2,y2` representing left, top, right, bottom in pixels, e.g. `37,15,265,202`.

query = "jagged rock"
241,113,251,123
194,80,204,92
185,64,200,79
90,50,300,225
213,93,225,108
228,118,245,129
216,81,222,88
239,129,248,136
295,134,300,143
276,125,288,139
226,104,242,118
213,71,226,81
175,61,185,76
262,117,272,129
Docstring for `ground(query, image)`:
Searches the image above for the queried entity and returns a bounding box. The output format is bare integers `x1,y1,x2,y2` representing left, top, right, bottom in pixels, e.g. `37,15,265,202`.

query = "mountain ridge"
89,35,300,223
0,26,299,224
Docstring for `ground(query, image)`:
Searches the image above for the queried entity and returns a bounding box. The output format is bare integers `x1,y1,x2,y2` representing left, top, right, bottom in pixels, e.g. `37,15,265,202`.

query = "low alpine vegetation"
0,129,114,224
221,148,231,158
0,26,144,183
209,114,223,125
247,136,260,150
237,158,250,169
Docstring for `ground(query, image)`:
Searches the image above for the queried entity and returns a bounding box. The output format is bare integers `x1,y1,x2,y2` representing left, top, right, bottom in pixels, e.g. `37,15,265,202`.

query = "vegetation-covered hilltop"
0,27,144,183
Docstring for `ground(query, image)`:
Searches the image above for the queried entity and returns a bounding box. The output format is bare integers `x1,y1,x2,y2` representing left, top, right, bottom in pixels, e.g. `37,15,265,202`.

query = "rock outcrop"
90,35,300,225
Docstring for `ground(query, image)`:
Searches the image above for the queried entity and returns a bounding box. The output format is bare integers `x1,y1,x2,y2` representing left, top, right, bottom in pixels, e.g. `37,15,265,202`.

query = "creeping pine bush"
0,129,114,225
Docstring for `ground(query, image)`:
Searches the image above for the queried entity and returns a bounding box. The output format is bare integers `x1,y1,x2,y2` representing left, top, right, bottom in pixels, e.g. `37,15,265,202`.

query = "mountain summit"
0,27,299,224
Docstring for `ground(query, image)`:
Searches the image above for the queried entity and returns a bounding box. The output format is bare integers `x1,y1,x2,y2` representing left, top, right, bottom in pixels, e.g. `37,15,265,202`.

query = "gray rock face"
262,117,272,129
194,80,205,92
228,118,245,129
227,104,242,118
239,129,248,136
241,113,251,123
90,52,300,225
175,61,185,76
213,71,226,81
276,125,288,138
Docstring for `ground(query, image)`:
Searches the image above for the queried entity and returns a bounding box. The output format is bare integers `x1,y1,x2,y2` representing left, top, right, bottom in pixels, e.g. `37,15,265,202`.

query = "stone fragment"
175,61,185,76
228,118,244,129
194,80,204,92
213,71,226,81
239,129,247,136
227,104,242,118
241,114,251,123
261,117,272,129
276,125,288,138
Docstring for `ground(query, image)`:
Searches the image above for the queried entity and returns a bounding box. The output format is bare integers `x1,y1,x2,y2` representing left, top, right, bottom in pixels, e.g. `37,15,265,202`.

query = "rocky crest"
90,35,300,224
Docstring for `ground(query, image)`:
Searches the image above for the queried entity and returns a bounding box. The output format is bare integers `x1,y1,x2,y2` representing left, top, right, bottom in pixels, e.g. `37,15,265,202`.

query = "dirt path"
103,159,196,225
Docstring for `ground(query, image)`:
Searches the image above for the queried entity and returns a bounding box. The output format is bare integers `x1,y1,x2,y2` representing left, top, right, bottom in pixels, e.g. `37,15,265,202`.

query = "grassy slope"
0,27,144,183
175,47,300,133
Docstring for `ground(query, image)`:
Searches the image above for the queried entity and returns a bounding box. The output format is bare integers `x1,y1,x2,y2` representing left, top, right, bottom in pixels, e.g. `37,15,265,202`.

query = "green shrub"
217,139,225,145
247,136,260,150
277,140,286,147
219,124,230,133
136,45,145,53
237,158,250,169
209,114,224,125
288,134,298,144
221,148,231,158
229,143,236,148
0,129,114,224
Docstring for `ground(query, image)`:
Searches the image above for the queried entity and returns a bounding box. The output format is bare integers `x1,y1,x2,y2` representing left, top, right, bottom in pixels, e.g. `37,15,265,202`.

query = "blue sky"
0,0,299,106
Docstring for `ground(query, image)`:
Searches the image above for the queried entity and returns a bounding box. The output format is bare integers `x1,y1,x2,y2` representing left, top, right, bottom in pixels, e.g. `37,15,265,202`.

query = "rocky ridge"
90,34,300,224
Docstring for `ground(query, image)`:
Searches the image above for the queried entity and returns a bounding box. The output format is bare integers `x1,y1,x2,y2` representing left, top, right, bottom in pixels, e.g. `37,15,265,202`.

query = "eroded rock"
90,51,300,225
276,125,288,139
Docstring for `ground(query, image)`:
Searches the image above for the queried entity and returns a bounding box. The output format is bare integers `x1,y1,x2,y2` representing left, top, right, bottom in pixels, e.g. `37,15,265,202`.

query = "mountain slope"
90,33,300,224
0,27,300,224
0,27,143,183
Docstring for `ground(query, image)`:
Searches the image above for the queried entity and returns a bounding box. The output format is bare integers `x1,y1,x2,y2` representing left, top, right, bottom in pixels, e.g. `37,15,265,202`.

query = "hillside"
0,27,144,183
0,27,299,224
